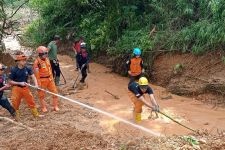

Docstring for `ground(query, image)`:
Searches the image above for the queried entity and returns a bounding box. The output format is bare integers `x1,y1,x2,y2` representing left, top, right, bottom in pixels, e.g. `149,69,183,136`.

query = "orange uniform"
128,90,144,113
12,86,36,110
9,64,40,118
126,56,144,84
129,57,143,76
33,57,59,112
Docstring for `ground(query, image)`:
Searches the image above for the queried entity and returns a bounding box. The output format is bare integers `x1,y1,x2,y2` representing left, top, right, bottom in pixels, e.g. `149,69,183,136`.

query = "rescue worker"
33,46,59,112
76,42,89,84
47,35,61,86
72,36,83,70
0,63,16,117
128,77,159,123
9,54,41,120
126,48,144,84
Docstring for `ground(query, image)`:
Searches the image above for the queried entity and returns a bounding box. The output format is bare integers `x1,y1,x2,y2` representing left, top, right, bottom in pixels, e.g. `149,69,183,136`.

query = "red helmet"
15,55,27,61
37,46,48,54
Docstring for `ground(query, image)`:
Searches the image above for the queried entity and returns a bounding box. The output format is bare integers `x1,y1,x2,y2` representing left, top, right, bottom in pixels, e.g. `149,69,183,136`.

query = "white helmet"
80,42,86,48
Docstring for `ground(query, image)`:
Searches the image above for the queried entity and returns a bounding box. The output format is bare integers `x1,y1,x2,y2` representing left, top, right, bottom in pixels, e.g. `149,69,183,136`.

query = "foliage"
0,0,29,44
174,63,184,74
24,0,225,55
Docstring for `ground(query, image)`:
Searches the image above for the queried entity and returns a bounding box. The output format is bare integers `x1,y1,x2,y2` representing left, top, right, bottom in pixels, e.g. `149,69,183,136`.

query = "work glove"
152,105,160,112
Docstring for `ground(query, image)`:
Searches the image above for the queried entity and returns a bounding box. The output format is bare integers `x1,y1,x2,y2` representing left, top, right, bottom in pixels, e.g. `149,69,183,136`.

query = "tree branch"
8,0,29,19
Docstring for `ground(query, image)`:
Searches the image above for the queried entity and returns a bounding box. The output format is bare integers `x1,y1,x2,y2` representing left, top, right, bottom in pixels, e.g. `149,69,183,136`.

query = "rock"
91,145,97,149
181,144,194,150
199,138,207,144
193,145,201,150
203,122,209,125
126,140,137,146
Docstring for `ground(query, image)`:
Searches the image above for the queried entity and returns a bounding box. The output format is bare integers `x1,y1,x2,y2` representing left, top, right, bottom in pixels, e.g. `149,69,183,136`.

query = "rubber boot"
55,76,60,86
40,99,48,113
134,113,142,123
31,108,39,117
8,107,16,117
53,99,59,111
15,110,20,121
11,111,16,118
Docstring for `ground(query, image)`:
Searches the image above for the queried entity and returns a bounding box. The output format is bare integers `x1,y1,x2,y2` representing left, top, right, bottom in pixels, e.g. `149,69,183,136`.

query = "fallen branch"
0,116,34,131
105,90,120,99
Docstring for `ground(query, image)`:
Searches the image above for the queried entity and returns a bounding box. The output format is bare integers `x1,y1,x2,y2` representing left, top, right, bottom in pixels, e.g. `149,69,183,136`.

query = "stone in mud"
126,140,137,146
199,138,207,144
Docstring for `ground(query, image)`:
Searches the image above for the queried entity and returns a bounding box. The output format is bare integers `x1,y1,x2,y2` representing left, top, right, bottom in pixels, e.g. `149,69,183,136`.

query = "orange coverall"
33,57,59,112
11,86,39,117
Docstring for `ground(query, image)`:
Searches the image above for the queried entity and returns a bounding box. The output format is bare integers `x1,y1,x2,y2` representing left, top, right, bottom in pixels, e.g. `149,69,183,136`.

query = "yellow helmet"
138,77,148,85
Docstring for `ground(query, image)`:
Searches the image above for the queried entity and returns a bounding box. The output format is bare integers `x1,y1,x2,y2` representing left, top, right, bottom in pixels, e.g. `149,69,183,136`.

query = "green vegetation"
174,63,184,74
24,0,225,55
0,0,29,44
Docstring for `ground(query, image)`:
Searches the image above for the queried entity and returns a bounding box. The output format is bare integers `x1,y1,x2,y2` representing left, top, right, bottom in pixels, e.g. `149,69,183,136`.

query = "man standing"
72,36,84,71
9,54,41,120
128,77,159,123
76,42,89,84
126,48,144,84
0,63,16,117
33,46,59,112
48,35,61,86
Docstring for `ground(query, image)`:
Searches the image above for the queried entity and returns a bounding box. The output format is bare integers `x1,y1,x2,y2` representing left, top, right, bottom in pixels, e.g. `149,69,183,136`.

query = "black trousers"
75,54,79,69
50,60,61,78
80,66,87,83
0,96,15,116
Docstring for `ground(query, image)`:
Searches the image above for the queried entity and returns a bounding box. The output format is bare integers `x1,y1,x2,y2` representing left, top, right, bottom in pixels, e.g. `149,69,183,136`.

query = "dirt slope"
152,51,225,106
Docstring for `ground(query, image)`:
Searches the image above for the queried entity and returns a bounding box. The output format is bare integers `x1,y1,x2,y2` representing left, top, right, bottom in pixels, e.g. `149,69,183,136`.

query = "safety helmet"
15,55,27,61
138,77,148,86
80,42,86,48
37,46,48,54
133,48,141,56
54,35,61,40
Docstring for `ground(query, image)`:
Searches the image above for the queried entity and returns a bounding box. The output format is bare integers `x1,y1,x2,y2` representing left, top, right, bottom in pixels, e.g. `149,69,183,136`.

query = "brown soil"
1,53,225,149
0,52,16,72
152,51,225,106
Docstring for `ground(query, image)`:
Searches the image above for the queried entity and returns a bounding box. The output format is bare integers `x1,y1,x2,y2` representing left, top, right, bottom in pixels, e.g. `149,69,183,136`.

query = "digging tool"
105,90,119,99
72,71,81,89
60,70,67,85
72,65,85,89
158,110,197,133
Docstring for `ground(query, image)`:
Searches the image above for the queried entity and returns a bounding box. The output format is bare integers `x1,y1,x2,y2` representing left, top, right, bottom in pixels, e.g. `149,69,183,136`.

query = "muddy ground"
1,53,225,149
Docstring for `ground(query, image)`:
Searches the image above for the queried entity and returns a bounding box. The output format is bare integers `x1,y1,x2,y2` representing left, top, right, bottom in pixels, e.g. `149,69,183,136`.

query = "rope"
159,111,197,133
27,84,162,137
